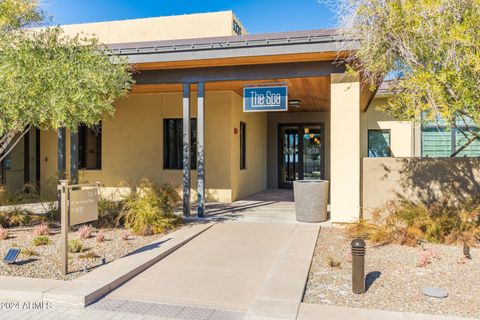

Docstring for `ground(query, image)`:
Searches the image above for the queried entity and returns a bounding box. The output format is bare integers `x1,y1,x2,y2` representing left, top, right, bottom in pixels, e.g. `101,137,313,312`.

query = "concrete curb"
297,303,473,320
8,221,215,308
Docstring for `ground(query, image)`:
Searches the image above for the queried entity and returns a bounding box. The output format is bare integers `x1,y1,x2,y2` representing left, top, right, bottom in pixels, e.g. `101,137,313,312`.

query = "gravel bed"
0,226,171,280
303,227,480,319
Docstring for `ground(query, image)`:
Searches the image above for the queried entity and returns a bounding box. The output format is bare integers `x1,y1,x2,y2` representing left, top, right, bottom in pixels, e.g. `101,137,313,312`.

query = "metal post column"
58,128,66,180
70,129,79,184
183,83,191,217
197,82,205,217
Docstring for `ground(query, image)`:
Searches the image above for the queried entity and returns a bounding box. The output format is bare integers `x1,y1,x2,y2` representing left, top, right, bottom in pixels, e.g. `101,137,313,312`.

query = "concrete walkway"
106,221,304,311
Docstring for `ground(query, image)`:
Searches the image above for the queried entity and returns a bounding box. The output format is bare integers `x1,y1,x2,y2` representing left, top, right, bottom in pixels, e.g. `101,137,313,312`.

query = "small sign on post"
58,180,99,275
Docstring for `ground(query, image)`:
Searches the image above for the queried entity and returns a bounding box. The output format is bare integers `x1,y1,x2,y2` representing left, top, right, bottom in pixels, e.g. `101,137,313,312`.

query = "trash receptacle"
293,180,329,222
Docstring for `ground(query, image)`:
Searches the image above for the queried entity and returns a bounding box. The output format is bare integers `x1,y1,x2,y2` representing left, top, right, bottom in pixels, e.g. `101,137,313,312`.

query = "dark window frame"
368,129,392,157
163,118,197,170
78,123,102,170
240,122,246,170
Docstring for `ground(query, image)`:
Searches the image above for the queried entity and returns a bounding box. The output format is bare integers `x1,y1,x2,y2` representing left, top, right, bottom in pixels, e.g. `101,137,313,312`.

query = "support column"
58,128,66,180
197,82,205,217
182,83,191,217
70,129,79,184
330,73,361,222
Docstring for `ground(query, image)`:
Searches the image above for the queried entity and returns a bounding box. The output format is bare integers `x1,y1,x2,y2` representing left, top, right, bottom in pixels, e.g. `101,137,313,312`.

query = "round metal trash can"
293,180,329,222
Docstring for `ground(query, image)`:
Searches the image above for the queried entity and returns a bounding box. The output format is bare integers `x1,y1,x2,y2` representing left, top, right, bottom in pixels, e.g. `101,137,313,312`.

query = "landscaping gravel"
303,227,480,319
0,226,169,280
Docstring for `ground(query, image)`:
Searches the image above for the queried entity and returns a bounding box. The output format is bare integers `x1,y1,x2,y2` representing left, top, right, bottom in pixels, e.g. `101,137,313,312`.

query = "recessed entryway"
278,123,325,189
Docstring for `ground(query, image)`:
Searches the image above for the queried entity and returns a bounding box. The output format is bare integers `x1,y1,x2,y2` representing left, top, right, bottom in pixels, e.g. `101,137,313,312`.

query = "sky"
40,0,338,34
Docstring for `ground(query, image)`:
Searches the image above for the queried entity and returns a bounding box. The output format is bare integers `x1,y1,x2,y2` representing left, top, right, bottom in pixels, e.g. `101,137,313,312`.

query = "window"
78,123,102,170
368,130,391,157
421,121,480,157
164,119,197,169
240,122,246,169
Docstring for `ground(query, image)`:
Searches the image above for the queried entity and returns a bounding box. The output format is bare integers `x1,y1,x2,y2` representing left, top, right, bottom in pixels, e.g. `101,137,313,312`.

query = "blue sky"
41,0,338,34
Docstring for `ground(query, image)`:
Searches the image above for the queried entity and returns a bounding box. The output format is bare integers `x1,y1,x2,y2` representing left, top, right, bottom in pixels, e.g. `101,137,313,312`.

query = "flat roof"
107,29,358,66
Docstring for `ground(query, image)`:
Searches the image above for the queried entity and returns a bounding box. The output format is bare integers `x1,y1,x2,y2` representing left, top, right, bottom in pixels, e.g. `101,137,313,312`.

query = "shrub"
32,236,51,246
117,180,182,236
98,197,122,228
0,184,40,206
78,226,92,240
21,248,38,257
95,231,105,243
0,227,9,240
325,256,341,268
68,239,83,253
7,209,32,227
32,224,50,236
78,252,99,259
349,196,480,246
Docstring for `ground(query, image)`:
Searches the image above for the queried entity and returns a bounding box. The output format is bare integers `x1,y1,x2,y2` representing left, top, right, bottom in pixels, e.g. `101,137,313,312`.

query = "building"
2,11,480,222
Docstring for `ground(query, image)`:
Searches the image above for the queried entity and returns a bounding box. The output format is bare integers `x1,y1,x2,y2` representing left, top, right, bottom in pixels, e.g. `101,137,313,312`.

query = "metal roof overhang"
107,29,359,69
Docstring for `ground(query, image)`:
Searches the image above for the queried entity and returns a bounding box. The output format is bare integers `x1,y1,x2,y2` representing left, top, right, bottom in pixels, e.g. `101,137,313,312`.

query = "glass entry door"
278,124,324,189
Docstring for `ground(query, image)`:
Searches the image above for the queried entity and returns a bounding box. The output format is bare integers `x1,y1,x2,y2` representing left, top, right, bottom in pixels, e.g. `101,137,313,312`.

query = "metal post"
197,82,205,217
182,83,191,217
351,238,366,294
70,130,79,184
58,128,66,180
59,180,69,275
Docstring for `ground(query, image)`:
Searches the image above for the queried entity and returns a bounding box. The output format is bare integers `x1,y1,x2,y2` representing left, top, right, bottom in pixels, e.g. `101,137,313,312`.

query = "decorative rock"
422,287,449,298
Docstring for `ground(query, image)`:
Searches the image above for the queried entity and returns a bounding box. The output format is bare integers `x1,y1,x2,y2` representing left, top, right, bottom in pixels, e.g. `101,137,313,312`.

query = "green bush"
32,236,51,246
68,239,84,253
98,197,122,228
118,180,182,236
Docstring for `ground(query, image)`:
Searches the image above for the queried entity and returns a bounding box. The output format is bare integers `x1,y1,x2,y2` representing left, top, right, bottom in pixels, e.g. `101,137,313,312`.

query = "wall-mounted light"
289,100,301,108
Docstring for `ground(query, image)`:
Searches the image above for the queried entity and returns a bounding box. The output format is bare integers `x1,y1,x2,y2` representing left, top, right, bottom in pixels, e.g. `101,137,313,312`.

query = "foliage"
95,231,105,243
0,184,41,206
118,180,182,236
20,248,38,257
7,209,32,227
97,197,122,228
326,0,480,156
68,239,83,253
0,227,9,240
417,247,439,267
78,251,99,259
78,226,92,240
0,0,133,162
32,223,50,236
325,255,342,269
348,196,480,246
32,235,50,246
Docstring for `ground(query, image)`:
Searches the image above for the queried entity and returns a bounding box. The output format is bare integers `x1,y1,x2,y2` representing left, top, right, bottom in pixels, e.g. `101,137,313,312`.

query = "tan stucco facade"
39,91,266,203
54,11,246,44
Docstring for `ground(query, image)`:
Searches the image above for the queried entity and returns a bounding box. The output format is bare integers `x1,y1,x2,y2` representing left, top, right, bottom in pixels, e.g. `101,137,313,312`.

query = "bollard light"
351,238,366,294
463,243,471,259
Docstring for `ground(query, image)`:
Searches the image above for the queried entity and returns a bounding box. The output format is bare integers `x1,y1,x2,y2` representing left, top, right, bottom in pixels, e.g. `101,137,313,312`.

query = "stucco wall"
54,11,245,44
362,157,480,218
266,112,330,189
362,98,416,157
40,91,237,202
230,92,267,201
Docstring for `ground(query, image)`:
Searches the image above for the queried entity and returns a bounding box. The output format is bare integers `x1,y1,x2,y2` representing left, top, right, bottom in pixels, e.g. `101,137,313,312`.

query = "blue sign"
243,86,288,112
